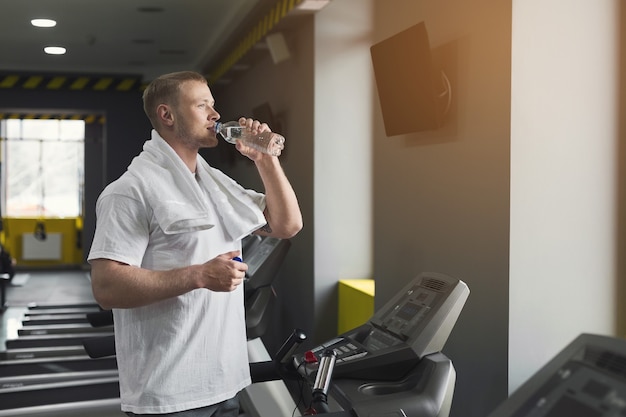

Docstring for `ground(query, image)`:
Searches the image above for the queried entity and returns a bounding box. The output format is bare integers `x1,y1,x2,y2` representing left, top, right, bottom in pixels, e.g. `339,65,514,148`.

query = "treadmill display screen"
396,302,422,321
379,288,435,340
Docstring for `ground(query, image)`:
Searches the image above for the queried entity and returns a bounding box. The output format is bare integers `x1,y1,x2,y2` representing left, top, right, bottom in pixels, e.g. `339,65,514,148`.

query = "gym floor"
4,270,95,306
0,269,96,353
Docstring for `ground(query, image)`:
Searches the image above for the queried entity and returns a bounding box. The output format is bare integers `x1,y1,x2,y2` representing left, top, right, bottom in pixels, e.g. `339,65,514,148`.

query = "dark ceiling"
0,0,317,84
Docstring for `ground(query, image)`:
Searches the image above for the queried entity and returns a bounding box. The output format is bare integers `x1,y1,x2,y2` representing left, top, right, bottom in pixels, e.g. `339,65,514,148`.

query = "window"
1,118,85,218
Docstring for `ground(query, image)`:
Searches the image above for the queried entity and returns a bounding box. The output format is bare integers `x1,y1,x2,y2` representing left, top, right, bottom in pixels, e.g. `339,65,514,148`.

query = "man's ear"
157,104,174,126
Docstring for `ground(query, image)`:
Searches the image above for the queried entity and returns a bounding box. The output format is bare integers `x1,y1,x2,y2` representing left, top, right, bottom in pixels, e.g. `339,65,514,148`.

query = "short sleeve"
88,192,150,267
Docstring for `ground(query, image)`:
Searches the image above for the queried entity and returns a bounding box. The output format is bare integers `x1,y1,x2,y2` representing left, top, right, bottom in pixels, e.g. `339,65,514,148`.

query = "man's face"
172,80,220,149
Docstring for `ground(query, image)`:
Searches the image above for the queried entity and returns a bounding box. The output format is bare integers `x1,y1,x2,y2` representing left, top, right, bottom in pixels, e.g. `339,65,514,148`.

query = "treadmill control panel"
488,334,626,417
371,286,437,342
242,236,290,290
245,237,281,278
309,337,369,365
515,363,626,417
294,272,469,380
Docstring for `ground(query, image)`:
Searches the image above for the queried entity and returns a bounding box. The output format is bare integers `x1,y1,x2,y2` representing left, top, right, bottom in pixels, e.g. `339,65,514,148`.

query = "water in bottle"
215,121,285,156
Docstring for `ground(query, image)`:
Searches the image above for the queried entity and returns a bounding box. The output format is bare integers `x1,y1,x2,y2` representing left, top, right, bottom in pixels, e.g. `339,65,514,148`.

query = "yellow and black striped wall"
0,73,145,92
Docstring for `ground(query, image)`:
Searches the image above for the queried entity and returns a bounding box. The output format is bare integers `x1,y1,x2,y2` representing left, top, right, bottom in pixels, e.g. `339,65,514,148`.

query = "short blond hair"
142,71,208,129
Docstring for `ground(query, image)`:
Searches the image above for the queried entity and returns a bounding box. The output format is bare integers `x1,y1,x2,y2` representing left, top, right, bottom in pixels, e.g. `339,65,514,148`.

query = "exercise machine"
0,273,10,312
0,299,118,416
242,234,291,340
487,333,626,417
0,376,122,417
251,271,470,417
2,303,112,360
0,310,117,384
0,306,122,417
238,235,298,417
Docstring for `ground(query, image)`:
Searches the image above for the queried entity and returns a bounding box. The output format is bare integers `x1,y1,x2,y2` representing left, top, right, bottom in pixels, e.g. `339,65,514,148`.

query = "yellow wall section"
1,218,83,267
338,279,375,334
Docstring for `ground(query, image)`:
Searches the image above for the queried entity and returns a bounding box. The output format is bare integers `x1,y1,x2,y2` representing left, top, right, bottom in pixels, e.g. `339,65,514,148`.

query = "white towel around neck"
126,130,266,240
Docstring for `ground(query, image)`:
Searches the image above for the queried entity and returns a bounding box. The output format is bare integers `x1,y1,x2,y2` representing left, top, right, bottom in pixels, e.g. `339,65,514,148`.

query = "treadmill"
0,331,122,416
3,301,111,356
0,378,122,417
1,308,117,381
290,272,470,417
487,333,626,417
238,235,299,417
0,355,118,382
0,304,119,417
242,234,291,339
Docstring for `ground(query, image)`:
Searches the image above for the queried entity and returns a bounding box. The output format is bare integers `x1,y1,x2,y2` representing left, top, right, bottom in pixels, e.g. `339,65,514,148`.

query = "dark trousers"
126,395,240,417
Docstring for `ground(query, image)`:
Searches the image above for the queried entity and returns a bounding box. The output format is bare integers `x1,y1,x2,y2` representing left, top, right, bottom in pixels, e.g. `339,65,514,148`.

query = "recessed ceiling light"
31,18,57,28
44,46,66,55
296,0,331,11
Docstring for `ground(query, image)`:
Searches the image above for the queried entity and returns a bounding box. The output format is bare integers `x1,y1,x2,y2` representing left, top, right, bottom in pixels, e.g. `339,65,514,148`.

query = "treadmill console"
488,334,626,417
241,235,291,340
295,272,469,380
242,235,291,291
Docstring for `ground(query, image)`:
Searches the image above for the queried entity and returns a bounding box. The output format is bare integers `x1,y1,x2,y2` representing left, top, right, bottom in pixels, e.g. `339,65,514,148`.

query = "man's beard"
174,113,210,148
174,114,193,145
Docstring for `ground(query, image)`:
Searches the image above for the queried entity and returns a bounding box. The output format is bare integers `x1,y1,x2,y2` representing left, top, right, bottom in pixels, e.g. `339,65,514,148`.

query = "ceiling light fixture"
44,46,66,55
31,18,57,28
296,0,331,11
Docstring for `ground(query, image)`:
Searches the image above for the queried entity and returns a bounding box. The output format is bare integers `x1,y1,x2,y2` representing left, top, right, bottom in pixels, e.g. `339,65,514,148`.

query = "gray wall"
369,2,511,416
207,15,317,355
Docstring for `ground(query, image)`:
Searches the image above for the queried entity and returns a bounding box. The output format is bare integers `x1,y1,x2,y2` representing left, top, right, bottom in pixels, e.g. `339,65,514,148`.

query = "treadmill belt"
6,333,113,349
0,379,120,409
0,357,118,377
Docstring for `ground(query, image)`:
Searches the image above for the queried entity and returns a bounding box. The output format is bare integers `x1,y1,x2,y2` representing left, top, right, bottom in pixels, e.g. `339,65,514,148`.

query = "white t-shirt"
88,168,263,414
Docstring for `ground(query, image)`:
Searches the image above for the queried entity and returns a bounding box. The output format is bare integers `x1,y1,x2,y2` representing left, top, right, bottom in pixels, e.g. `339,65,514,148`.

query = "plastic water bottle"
215,121,285,157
